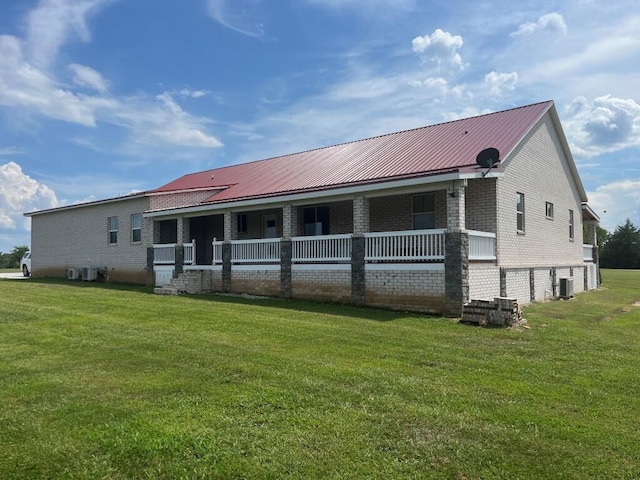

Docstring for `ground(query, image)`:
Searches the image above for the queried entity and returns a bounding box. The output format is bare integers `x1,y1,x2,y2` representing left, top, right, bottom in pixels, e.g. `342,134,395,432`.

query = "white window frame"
569,209,574,241
545,202,554,219
108,216,118,245
516,193,525,233
412,193,435,230
131,213,142,243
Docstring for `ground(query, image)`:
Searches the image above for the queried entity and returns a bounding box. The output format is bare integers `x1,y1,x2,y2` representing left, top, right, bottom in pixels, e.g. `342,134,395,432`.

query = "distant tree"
596,225,608,250
6,245,30,269
600,219,640,269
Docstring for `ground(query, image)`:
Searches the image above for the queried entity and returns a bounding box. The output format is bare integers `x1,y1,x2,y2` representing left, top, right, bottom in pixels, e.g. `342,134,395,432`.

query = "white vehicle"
20,251,31,277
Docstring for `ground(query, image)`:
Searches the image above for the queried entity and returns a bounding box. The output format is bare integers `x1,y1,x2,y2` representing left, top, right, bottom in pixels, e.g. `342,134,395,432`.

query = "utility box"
66,268,80,280
559,277,574,299
82,267,98,281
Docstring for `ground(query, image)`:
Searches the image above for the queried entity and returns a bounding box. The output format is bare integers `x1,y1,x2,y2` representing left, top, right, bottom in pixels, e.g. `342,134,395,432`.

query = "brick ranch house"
26,100,600,316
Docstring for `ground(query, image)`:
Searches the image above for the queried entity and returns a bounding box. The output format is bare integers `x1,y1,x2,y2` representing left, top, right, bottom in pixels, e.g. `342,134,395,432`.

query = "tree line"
598,219,640,269
0,245,29,269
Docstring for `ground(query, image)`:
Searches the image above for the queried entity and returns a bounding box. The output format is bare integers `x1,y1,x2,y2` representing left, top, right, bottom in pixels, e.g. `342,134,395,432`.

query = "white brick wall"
534,268,554,301
505,269,531,303
292,269,351,302
31,196,151,282
496,113,585,267
469,265,501,299
466,178,497,233
366,269,444,295
365,268,445,312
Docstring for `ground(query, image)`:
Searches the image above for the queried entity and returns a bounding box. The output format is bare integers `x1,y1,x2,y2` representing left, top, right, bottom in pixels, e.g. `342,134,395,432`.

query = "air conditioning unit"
82,266,98,281
66,268,80,280
559,277,574,299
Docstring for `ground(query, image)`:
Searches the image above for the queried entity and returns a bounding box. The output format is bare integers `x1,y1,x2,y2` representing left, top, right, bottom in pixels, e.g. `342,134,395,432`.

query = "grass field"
1,270,639,479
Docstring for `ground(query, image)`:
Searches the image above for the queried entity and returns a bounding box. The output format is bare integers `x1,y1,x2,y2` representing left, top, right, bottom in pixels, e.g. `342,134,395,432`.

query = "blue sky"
1,0,639,252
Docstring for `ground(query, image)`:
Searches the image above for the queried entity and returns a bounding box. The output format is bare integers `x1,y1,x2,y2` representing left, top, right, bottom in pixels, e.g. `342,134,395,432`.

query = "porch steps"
155,270,213,295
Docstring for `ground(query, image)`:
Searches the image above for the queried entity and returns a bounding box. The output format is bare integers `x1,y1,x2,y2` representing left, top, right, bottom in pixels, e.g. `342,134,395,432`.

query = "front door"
263,214,277,238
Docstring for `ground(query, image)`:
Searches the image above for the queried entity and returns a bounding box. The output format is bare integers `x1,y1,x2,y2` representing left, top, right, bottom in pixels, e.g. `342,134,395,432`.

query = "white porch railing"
292,234,352,263
468,230,496,261
232,238,281,264
212,240,223,265
154,242,195,265
365,229,445,261
183,240,195,265
583,244,594,262
170,230,499,265
153,243,176,264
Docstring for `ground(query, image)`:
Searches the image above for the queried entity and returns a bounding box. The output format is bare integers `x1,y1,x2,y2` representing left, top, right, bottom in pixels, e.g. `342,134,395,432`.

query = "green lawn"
0,271,639,479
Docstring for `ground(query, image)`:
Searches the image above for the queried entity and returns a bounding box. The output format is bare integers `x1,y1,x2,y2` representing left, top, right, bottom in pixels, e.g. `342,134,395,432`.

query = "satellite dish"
476,147,500,178
476,147,500,169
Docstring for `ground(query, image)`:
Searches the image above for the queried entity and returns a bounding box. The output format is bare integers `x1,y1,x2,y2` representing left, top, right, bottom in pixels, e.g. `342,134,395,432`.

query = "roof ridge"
177,100,555,176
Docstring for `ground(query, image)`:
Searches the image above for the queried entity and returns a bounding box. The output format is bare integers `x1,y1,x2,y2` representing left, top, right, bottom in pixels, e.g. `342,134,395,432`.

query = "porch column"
444,180,469,317
446,180,467,232
175,244,184,276
223,211,232,292
353,196,370,235
146,247,154,287
444,231,469,317
223,211,233,241
351,196,368,305
282,204,299,238
280,239,292,299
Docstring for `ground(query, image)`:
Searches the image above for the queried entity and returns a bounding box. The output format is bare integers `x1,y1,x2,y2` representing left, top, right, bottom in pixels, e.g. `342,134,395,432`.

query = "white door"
263,214,278,238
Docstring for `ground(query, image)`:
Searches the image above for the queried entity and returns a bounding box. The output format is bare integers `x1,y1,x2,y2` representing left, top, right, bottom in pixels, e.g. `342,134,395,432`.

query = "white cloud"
115,93,223,148
409,76,468,99
178,89,210,98
412,29,465,69
485,71,518,96
588,179,640,231
511,12,568,37
0,23,222,151
69,63,109,93
0,35,98,126
563,95,640,157
26,0,111,69
303,0,415,11
0,162,59,229
0,147,25,156
206,0,265,40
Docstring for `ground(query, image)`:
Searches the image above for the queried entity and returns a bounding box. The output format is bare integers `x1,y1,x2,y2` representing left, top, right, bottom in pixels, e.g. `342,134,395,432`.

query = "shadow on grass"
19,277,439,323
183,291,431,322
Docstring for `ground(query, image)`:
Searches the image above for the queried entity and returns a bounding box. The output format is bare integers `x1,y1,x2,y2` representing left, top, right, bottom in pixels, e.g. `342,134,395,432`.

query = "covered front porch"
148,178,497,315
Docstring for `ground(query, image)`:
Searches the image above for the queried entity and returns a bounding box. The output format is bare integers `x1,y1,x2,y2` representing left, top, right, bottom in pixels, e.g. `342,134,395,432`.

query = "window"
303,205,330,235
108,216,118,244
413,194,435,230
516,193,525,232
131,213,142,243
569,209,574,241
545,202,554,219
237,213,248,234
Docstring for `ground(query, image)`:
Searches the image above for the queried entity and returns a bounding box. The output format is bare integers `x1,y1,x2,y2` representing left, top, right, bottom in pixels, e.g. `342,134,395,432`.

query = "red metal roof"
153,101,554,203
